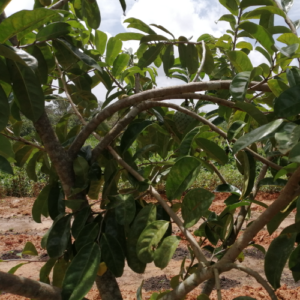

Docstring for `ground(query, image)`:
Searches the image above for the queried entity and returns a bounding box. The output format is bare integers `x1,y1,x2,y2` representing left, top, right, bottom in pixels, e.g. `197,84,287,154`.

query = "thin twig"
192,40,206,82
107,145,208,266
228,263,278,300
213,268,222,300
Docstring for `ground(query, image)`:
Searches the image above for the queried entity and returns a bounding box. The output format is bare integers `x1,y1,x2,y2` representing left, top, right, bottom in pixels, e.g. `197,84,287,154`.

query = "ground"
1,192,300,300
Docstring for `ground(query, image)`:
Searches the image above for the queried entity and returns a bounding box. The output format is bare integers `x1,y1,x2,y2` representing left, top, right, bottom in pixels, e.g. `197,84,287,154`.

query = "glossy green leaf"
100,233,125,277
7,59,44,122
95,30,107,55
240,0,275,8
230,71,251,101
36,22,71,41
235,102,268,125
113,194,136,226
281,0,294,13
244,6,285,19
255,46,272,64
47,214,72,258
239,21,275,54
265,233,295,289
115,32,144,41
289,142,300,163
105,37,123,66
82,0,101,29
277,43,299,58
274,162,298,181
286,68,300,87
163,44,174,76
166,156,201,201
120,120,153,153
55,39,101,71
127,205,156,273
124,17,157,35
227,121,246,141
182,188,214,228
32,184,51,223
195,138,228,165
214,184,241,195
274,86,300,118
232,119,284,154
94,68,112,89
75,222,99,252
289,244,300,282
137,220,169,263
40,258,56,284
154,236,180,269
0,135,14,159
268,78,289,97
258,177,287,187
241,151,256,199
0,8,60,43
275,123,300,155
61,243,101,300
8,263,28,274
227,51,253,72
22,241,38,256
71,206,91,239
112,53,130,76
219,0,238,16
177,127,200,156
138,43,164,69
0,155,13,175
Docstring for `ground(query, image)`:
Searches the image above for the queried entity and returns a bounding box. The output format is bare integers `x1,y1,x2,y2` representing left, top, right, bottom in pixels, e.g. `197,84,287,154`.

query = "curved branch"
228,263,277,300
107,145,208,266
68,80,271,159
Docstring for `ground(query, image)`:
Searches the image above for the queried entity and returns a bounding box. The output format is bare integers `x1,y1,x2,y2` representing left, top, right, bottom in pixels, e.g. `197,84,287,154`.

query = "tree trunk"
95,271,123,300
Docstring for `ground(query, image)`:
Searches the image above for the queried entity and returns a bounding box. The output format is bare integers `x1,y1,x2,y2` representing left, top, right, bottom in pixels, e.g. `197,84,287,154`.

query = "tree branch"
0,270,61,300
50,0,70,10
107,145,208,266
214,268,222,300
68,80,271,158
228,263,277,300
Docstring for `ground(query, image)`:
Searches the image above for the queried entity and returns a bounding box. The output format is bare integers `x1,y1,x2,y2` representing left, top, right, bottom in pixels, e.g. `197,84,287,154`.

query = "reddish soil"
1,192,300,300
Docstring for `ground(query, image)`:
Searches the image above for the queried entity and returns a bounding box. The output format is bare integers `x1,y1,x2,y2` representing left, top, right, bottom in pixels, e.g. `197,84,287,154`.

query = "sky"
5,0,300,108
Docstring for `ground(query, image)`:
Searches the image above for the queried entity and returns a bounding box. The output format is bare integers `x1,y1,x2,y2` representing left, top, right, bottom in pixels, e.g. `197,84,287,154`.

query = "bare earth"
1,192,300,300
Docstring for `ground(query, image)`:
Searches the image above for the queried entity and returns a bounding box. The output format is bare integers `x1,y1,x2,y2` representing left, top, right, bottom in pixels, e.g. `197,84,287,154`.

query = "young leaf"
265,233,295,289
105,37,123,66
8,263,28,274
61,243,101,300
112,53,130,76
166,156,202,200
137,220,169,263
182,188,214,228
95,30,108,55
22,241,38,256
153,236,180,269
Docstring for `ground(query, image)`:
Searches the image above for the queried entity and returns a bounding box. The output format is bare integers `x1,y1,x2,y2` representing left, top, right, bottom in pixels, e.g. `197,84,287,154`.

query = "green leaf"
8,263,27,274
258,177,287,187
61,243,101,300
241,151,256,199
119,0,126,14
7,59,44,122
36,22,71,41
227,51,253,72
166,156,202,201
227,121,246,141
75,222,99,252
244,6,285,19
234,102,268,125
286,68,300,87
0,135,14,159
138,43,164,69
120,120,153,154
55,39,101,71
71,206,91,239
239,21,275,54
182,188,214,228
82,0,101,29
219,0,239,16
0,0,12,14
140,34,169,44
154,236,180,269
40,258,56,284
255,46,272,64
95,30,107,55
0,84,9,131
289,244,300,282
0,155,13,175
195,138,228,165
100,233,125,277
94,68,112,89
124,17,157,35
289,142,300,163
0,8,60,43
22,241,38,256
277,43,299,58
0,45,33,66
150,24,175,39
274,162,298,181
32,185,51,223
230,71,251,101
115,32,144,41
105,37,123,66
48,183,65,221
268,78,289,97
127,204,157,273
137,220,169,263
47,214,72,258
15,146,35,168
275,122,300,155
274,86,300,118
265,233,295,289
267,201,296,235
240,0,275,8
214,184,241,195
163,44,174,76
137,280,144,300
232,119,284,154
177,127,200,156
53,258,69,288
112,53,130,76
114,194,136,226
